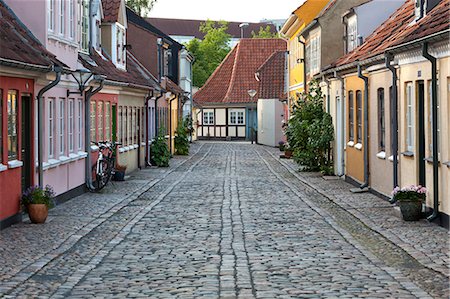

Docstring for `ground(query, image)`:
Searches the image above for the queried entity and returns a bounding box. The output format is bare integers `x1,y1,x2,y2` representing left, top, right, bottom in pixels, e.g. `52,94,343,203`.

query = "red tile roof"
79,50,160,90
194,38,287,105
256,51,287,100
0,0,62,69
102,0,121,23
162,77,184,94
146,18,277,40
332,0,449,69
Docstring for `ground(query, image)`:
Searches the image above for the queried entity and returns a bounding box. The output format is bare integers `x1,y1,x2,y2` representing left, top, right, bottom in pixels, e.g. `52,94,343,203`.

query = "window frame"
0,89,3,163
348,91,354,142
58,99,65,155
69,0,75,39
203,111,214,125
98,101,104,141
7,90,19,161
48,98,55,158
90,101,96,142
68,99,74,153
377,88,385,152
356,90,362,144
237,111,244,125
48,0,55,32
406,82,414,152
80,0,89,52
59,0,65,35
77,100,83,150
229,111,236,125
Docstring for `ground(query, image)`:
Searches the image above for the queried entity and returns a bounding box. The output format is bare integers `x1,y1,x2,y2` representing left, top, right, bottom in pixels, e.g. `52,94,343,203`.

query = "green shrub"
175,118,190,155
286,80,334,171
150,129,170,167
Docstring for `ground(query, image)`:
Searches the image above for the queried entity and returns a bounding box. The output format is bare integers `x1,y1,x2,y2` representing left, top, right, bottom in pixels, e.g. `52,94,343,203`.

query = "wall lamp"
67,68,93,97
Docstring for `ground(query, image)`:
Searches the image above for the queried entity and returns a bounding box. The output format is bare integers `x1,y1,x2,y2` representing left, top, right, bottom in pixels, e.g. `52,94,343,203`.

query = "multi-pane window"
68,99,74,152
118,106,123,144
0,89,3,163
346,15,357,53
48,99,54,158
59,0,65,35
77,100,82,150
59,100,65,155
126,107,131,145
203,111,214,125
98,101,104,141
348,91,354,142
7,90,18,160
428,80,440,157
69,0,75,39
81,0,89,52
406,82,414,152
130,107,135,144
105,102,110,141
229,111,236,124
356,90,362,143
141,108,145,143
48,0,55,31
116,25,126,66
237,112,244,124
90,101,96,142
378,88,385,151
133,107,137,144
306,34,321,75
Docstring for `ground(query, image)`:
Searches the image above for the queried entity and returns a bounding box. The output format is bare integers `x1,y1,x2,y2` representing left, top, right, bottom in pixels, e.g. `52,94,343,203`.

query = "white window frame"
237,111,244,125
347,15,357,53
98,101,104,141
69,0,75,39
59,0,65,35
116,24,126,67
229,111,237,125
90,101,96,142
48,99,55,158
68,99,74,153
80,0,89,52
105,102,111,141
428,80,440,157
58,99,65,155
406,82,414,152
48,0,55,32
203,111,214,125
77,100,83,150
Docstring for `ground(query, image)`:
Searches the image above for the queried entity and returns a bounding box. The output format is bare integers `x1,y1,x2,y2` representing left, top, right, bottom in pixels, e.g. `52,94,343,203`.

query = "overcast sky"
148,0,305,22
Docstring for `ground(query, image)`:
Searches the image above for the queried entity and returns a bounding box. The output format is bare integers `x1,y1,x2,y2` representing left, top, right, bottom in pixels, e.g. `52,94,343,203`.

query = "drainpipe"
85,78,104,190
334,70,345,177
145,90,154,166
168,94,177,154
357,64,369,189
422,42,439,222
37,66,62,187
385,53,399,195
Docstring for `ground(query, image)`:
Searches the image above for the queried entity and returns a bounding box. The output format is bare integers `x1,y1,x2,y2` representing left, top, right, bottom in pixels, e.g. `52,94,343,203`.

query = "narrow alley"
0,142,448,298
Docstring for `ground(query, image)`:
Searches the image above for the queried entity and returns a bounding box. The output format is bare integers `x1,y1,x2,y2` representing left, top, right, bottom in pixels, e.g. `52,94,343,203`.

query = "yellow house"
280,0,329,108
162,77,185,154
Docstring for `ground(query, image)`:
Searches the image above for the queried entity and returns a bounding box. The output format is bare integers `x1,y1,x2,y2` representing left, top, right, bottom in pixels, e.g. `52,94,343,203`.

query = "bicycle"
91,141,121,191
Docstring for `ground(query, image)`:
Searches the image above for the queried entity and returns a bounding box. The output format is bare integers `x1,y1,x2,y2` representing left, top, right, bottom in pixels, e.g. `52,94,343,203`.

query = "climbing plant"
285,80,334,172
175,118,190,155
150,129,170,167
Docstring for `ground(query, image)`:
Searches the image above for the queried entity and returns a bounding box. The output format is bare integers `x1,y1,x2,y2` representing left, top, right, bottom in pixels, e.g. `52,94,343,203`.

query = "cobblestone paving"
0,142,448,298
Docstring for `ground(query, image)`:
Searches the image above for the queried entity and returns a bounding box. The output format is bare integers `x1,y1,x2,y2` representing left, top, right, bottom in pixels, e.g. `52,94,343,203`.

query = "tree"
126,0,156,17
251,25,278,38
186,20,231,87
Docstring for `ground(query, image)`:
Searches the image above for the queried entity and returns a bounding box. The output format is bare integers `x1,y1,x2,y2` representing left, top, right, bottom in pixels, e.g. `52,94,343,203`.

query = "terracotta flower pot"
284,150,293,158
399,200,422,221
28,204,48,224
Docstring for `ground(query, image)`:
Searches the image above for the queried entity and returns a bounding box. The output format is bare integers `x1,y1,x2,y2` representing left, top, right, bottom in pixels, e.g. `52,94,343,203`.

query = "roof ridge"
257,50,286,73
223,42,241,103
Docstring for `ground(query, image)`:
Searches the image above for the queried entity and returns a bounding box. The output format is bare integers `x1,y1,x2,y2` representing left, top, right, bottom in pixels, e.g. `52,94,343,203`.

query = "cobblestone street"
1,142,449,298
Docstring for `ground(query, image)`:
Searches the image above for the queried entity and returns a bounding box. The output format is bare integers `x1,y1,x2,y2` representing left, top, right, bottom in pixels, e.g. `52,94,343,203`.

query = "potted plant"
284,142,293,158
113,164,127,181
278,141,285,151
391,185,427,221
21,185,55,224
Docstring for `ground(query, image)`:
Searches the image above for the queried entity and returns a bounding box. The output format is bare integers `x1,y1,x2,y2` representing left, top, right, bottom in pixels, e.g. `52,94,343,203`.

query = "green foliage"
285,80,334,171
185,20,231,87
175,118,191,155
251,25,278,38
126,0,157,16
21,185,55,212
150,129,170,167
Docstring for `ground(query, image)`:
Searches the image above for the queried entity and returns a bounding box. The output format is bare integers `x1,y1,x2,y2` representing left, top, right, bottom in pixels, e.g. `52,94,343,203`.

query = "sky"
148,0,305,22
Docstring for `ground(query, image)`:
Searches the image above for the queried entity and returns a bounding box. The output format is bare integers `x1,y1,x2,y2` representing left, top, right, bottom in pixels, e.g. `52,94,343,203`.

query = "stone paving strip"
260,146,449,298
0,143,205,298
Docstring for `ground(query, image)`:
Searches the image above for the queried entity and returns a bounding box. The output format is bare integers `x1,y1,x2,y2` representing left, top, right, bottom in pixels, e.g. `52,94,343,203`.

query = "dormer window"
80,0,89,52
415,0,425,20
116,24,126,68
346,14,357,53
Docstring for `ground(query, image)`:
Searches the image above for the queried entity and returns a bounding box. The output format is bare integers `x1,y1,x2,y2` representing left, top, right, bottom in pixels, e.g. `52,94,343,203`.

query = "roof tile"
102,0,121,23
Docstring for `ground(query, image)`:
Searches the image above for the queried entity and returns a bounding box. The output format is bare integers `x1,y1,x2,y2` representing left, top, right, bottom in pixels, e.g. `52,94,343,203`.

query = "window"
406,82,414,152
90,101,96,142
7,91,18,160
118,106,123,144
69,0,74,39
80,0,89,52
141,108,145,143
48,99,55,158
203,111,214,125
428,80,440,157
48,0,55,31
348,91,354,142
346,15,357,53
59,0,65,35
131,107,135,144
306,34,321,75
229,111,236,124
98,101,104,141
105,102,111,141
58,100,65,155
126,107,130,145
134,107,137,144
356,90,362,143
77,100,82,150
0,89,3,163
163,48,172,77
116,25,126,66
68,99,74,152
378,88,385,151
237,112,244,124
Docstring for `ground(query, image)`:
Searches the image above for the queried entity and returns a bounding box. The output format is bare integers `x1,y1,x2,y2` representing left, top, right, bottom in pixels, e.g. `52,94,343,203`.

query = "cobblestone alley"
1,142,449,298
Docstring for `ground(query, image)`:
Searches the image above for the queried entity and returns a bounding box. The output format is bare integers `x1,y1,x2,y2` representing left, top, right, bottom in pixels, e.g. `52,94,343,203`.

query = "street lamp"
67,68,93,97
247,89,257,144
239,23,249,38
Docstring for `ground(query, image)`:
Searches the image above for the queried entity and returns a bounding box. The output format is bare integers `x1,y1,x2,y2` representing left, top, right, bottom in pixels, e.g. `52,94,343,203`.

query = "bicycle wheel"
92,159,111,191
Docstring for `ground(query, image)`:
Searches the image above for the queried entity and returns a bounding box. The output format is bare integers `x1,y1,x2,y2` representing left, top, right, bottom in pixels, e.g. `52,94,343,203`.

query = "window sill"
47,158,60,169
401,151,414,157
78,151,88,158
141,142,146,147
347,141,355,147
376,151,386,160
132,144,139,149
425,157,440,165
355,143,363,151
59,156,71,164
8,160,23,169
388,155,399,162
0,164,7,172
48,34,78,48
443,161,450,168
